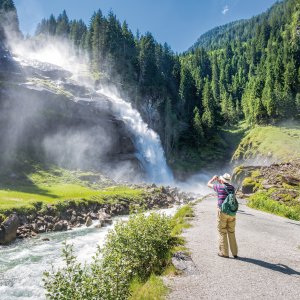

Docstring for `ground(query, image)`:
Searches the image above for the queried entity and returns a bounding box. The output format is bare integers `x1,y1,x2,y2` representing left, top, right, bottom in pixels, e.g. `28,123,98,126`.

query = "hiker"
207,173,238,258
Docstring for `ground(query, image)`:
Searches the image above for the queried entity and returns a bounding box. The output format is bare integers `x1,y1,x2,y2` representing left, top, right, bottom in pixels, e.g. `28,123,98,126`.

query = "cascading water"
0,208,178,300
97,88,174,185
11,46,174,185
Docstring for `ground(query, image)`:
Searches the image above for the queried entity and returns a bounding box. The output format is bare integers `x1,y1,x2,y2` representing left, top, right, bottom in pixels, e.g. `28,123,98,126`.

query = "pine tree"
193,106,204,145
56,10,70,38
0,0,20,39
202,78,215,130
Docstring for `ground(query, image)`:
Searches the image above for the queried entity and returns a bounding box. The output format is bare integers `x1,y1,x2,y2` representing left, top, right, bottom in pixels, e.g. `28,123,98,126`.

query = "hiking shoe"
233,255,238,259
218,253,229,258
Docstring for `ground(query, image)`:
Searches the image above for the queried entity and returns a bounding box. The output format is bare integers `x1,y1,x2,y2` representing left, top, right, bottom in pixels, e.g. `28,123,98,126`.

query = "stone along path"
166,197,300,300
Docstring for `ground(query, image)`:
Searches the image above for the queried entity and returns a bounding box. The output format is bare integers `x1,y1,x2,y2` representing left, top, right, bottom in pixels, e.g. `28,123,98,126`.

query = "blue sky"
14,0,278,53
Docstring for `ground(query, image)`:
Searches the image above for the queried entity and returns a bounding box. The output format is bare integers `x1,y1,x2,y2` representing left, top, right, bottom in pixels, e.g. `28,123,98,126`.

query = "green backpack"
221,186,239,216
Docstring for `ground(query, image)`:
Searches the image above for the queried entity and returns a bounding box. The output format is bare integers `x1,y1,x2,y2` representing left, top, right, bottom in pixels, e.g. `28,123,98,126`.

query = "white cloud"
222,5,229,15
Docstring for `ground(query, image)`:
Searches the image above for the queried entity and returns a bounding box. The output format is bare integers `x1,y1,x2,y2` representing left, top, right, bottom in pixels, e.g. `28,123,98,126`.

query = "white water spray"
97,87,174,185
10,37,174,184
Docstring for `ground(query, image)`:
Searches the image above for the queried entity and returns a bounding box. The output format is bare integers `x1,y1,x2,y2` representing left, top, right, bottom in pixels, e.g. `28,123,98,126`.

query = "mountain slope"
189,0,286,51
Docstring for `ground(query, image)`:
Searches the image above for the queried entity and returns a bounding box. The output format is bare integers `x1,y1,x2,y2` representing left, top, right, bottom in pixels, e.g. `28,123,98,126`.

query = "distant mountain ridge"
189,0,284,51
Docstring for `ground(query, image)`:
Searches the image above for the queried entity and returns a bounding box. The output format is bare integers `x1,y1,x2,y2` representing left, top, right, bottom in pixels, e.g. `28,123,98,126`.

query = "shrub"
44,213,177,300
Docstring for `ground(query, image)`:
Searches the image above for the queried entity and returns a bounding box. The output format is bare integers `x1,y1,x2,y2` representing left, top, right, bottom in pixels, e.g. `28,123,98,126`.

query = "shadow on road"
238,257,300,276
285,221,300,227
237,210,254,216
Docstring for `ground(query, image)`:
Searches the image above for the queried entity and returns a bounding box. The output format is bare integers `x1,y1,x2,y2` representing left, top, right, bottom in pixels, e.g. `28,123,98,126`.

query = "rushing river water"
0,207,178,300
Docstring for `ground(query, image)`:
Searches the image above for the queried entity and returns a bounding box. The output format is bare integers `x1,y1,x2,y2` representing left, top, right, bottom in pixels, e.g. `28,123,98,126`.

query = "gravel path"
166,196,300,300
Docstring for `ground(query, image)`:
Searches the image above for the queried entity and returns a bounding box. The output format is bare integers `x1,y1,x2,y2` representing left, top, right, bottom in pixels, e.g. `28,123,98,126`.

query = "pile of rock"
0,184,198,244
16,206,116,240
232,160,300,204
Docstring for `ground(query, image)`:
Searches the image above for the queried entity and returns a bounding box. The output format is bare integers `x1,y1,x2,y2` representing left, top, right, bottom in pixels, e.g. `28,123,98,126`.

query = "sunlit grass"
232,125,300,162
129,274,169,300
248,191,300,221
0,166,144,216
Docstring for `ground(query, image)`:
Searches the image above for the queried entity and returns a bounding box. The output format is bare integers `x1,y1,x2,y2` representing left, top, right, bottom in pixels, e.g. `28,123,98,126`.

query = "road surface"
166,197,300,299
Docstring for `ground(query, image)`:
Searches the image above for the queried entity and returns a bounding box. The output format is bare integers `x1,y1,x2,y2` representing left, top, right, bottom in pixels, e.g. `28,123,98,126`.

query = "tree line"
1,0,300,168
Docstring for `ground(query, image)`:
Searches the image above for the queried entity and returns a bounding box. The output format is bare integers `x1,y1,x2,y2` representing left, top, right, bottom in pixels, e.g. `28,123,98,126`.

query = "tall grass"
248,192,300,221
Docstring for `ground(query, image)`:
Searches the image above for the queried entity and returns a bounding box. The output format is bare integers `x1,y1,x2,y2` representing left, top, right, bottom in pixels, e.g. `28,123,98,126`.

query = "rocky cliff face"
0,45,143,181
232,160,300,219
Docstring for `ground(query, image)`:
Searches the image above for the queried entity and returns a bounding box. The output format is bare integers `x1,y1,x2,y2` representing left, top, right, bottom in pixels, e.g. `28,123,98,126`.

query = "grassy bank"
44,205,194,300
232,125,300,164
233,162,300,221
0,165,144,217
248,191,300,221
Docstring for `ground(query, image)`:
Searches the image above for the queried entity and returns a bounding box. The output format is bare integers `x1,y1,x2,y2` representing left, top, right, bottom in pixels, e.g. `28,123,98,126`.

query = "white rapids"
0,207,178,300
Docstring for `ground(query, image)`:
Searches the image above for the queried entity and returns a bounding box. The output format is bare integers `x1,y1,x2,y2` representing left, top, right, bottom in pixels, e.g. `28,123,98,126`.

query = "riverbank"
0,165,197,244
0,183,195,244
43,205,194,300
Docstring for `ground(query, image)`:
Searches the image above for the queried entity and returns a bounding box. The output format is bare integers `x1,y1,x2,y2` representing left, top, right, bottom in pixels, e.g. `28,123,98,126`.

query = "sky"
14,0,279,53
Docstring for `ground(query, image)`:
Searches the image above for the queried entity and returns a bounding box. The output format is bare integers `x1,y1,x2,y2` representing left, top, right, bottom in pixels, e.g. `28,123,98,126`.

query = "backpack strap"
223,185,234,195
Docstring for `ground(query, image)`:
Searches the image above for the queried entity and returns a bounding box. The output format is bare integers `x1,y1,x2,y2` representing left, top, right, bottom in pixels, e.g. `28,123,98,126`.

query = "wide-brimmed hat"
219,173,231,183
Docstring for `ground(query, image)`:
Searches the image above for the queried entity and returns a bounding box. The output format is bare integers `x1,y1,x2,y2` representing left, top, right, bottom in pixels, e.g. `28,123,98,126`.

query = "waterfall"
10,39,174,185
97,88,174,185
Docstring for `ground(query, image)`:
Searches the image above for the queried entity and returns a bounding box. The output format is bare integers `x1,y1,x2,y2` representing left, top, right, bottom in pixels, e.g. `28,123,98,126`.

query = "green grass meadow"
0,166,144,216
232,125,300,162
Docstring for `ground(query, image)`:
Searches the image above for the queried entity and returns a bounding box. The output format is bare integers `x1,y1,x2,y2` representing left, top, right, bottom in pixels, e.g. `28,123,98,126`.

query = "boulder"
105,218,113,225
85,216,93,227
53,221,63,231
0,214,20,245
32,223,39,233
171,252,198,275
281,175,300,186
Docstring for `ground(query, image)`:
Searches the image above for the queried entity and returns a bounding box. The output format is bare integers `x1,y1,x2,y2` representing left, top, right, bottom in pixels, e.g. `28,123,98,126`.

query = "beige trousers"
217,210,238,256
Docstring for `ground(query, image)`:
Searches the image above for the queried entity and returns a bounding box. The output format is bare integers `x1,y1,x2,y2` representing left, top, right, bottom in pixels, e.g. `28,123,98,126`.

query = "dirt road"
166,197,300,299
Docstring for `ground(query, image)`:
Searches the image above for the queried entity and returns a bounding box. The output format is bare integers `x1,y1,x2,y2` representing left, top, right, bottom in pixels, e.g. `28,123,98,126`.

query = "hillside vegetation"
232,125,300,165
233,160,300,221
17,0,299,172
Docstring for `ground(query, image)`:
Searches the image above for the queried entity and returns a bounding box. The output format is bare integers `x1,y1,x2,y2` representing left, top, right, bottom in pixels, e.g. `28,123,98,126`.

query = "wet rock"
77,216,85,224
85,216,93,227
0,214,20,245
281,175,300,186
53,221,63,231
38,226,46,233
98,210,113,226
31,223,39,233
88,212,97,219
104,218,113,225
62,221,68,230
36,221,44,227
70,215,77,224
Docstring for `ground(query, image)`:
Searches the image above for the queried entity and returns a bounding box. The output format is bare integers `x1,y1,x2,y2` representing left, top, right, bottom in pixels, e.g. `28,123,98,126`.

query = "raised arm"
207,175,218,189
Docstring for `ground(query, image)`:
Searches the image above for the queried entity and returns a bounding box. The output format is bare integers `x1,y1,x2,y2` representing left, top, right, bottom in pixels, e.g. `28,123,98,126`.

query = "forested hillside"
4,0,300,172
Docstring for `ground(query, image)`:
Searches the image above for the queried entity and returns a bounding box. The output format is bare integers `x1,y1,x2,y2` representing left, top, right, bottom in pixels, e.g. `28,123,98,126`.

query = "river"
0,207,178,300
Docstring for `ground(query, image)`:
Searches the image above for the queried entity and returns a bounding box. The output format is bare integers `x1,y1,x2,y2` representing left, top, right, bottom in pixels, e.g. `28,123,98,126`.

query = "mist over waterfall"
6,37,174,185
98,87,174,185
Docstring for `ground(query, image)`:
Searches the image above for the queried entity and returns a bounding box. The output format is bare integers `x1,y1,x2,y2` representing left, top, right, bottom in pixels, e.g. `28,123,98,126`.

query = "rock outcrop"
0,214,19,245
232,160,300,206
10,184,197,241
